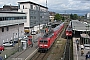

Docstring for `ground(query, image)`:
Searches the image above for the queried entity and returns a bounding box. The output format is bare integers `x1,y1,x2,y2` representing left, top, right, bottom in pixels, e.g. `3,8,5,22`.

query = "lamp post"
86,24,90,34
13,33,14,44
86,24,90,44
18,24,20,52
86,29,87,44
39,6,40,33
74,26,75,37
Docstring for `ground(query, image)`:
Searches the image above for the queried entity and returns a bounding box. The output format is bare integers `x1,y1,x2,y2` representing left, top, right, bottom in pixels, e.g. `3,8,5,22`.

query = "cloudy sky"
0,0,90,15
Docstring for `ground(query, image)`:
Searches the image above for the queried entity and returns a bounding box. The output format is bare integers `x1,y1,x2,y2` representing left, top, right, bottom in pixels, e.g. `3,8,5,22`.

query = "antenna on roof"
46,0,47,7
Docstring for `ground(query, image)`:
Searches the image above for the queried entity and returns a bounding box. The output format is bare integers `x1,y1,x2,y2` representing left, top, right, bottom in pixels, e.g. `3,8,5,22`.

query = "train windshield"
40,40,48,44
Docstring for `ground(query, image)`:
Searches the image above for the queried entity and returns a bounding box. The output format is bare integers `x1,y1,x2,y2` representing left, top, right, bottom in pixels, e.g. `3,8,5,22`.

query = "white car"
84,44,90,50
31,31,36,35
3,42,14,47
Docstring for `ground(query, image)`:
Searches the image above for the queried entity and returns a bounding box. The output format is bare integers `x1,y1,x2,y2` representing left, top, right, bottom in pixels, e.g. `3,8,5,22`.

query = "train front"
38,38,49,51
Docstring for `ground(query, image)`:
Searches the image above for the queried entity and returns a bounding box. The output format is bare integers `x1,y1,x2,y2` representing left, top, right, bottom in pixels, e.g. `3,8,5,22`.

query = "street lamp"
86,24,90,44
86,24,90,34
74,26,75,37
18,24,20,52
13,33,14,44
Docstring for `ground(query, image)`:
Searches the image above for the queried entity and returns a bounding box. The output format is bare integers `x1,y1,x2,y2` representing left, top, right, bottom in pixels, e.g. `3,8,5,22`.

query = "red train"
65,21,72,37
38,22,64,51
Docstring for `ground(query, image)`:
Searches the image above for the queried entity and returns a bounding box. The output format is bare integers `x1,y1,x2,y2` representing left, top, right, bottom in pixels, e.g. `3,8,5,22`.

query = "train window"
40,40,43,43
44,40,48,44
39,40,48,44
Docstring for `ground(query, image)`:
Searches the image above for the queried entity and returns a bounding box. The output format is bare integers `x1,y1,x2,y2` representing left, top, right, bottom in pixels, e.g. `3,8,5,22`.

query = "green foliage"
70,14,78,20
54,14,62,21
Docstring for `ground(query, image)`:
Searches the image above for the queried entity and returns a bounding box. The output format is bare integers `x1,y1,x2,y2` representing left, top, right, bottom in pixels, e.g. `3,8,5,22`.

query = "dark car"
9,38,18,43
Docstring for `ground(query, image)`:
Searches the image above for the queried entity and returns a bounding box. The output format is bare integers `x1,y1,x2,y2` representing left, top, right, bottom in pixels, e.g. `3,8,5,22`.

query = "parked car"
84,44,90,50
3,42,14,47
31,30,36,35
9,38,18,43
19,35,28,40
0,45,4,51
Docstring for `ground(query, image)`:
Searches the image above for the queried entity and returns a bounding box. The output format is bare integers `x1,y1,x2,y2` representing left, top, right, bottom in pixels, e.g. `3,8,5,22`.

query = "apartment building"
0,11,26,44
49,12,56,22
18,1,49,33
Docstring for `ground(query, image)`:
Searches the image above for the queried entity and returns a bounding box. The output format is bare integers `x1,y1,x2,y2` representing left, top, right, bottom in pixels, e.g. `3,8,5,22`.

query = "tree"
62,16,65,22
73,14,78,20
70,14,78,20
54,14,62,21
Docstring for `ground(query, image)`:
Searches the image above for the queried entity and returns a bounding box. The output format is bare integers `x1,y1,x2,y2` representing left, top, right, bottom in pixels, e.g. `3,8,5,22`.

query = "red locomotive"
38,22,64,51
65,21,72,37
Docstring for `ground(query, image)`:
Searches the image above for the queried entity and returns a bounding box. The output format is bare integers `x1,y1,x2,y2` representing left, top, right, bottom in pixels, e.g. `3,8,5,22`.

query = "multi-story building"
86,13,90,19
49,12,56,22
18,1,49,33
0,11,26,44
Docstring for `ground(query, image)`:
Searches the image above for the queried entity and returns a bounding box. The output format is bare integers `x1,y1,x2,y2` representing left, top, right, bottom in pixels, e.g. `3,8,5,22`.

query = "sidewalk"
0,33,42,60
73,38,89,60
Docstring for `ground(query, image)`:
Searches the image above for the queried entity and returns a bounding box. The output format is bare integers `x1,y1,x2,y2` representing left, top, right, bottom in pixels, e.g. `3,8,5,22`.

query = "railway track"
30,22,68,60
30,52,47,60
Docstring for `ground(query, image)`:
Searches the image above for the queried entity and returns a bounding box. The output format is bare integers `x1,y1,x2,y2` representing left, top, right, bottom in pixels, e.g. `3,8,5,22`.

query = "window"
30,16,33,19
18,3,20,9
31,5,33,9
39,40,48,44
2,27,4,32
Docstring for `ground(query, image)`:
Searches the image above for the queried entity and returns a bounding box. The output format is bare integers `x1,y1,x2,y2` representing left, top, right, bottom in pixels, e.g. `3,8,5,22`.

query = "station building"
18,1,49,33
0,11,26,44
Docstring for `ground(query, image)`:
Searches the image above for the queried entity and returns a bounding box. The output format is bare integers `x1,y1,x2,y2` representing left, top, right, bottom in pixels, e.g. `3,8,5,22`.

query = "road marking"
75,43,78,60
25,48,38,60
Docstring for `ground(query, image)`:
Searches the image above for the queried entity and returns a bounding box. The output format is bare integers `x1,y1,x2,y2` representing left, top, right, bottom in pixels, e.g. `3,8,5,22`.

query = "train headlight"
66,34,68,35
39,44,43,46
44,45,48,47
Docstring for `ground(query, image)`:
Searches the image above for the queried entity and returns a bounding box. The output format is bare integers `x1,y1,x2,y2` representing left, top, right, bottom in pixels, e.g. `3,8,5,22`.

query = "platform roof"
80,33,90,38
72,20,90,31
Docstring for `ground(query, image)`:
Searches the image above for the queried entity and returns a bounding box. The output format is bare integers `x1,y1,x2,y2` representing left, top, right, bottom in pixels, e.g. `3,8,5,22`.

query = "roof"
80,33,90,38
72,20,90,31
0,11,26,14
18,1,48,9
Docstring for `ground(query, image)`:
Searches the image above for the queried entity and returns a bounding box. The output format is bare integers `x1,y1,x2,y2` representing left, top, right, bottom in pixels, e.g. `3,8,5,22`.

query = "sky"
0,0,90,16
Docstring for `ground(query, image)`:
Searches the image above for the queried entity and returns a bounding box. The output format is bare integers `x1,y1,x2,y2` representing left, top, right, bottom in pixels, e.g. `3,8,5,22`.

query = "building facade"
86,13,90,19
18,1,49,33
49,12,56,22
0,12,26,44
